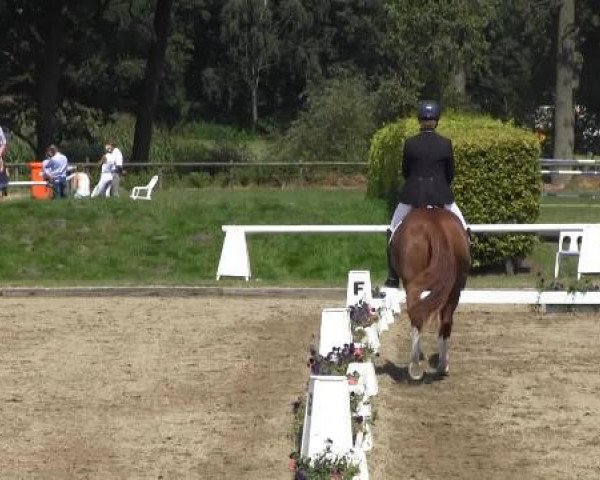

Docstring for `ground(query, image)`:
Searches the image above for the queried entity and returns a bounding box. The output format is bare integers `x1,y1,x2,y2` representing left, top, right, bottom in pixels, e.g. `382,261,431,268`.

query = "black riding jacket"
398,128,455,207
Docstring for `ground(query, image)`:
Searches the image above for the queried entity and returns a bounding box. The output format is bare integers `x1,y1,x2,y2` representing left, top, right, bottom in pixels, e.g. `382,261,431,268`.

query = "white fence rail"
385,288,600,306
216,223,600,281
541,170,600,176
8,181,47,187
541,158,600,166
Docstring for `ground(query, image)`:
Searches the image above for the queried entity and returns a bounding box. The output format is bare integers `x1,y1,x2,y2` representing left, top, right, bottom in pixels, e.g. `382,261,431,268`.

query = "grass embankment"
1,189,598,287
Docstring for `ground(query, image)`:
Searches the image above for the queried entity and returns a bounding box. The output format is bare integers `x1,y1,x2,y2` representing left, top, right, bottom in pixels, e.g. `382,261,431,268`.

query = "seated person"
67,167,90,198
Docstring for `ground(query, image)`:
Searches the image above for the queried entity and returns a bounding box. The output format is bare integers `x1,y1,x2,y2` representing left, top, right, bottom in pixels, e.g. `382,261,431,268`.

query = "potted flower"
289,441,361,480
349,392,363,414
346,370,360,385
349,300,382,351
350,393,375,451
352,328,366,343
350,343,375,362
371,286,387,299
349,300,378,329
290,396,306,450
307,344,364,376
351,415,364,445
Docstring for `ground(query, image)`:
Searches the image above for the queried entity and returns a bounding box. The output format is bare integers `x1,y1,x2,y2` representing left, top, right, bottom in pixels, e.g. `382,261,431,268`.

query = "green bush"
273,76,376,164
5,135,35,164
367,112,542,268
170,138,211,163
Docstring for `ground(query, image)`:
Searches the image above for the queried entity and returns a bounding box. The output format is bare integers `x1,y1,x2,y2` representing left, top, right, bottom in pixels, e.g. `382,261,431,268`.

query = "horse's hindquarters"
392,208,469,381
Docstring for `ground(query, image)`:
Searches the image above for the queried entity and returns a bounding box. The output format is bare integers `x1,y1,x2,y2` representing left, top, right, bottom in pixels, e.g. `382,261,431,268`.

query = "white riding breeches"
91,174,113,198
390,202,468,236
446,202,468,230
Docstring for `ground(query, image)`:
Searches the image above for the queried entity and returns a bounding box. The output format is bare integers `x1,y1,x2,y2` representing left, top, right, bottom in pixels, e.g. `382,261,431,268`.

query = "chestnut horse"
390,207,471,380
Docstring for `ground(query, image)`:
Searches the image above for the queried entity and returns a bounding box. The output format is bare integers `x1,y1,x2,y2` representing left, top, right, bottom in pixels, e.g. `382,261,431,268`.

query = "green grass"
1,188,598,288
539,197,600,222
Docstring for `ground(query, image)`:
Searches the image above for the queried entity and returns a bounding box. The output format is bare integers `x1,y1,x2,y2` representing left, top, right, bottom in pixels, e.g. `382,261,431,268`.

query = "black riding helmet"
417,100,441,121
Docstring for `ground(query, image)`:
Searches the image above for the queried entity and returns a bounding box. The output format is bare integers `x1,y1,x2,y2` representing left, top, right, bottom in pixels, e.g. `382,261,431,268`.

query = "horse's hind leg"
437,320,452,375
406,287,426,380
437,285,462,375
409,325,426,380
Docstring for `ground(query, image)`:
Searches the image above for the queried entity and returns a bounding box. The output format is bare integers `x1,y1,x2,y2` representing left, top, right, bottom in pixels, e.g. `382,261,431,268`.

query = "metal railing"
6,161,368,180
8,158,598,168
7,158,600,185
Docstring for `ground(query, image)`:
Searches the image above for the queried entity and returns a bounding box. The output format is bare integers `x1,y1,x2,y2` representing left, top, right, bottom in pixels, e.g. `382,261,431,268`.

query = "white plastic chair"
130,175,158,201
577,225,600,279
554,230,583,278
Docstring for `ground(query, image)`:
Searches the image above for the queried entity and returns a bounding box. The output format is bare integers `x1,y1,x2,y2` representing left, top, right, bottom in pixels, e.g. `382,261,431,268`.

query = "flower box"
347,361,378,397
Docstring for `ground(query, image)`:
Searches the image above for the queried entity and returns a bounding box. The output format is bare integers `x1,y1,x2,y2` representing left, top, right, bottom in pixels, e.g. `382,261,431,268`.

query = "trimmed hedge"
367,112,542,268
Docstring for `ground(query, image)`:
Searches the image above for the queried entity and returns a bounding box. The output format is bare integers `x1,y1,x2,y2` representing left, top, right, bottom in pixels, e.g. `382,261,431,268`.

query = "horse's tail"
407,223,456,325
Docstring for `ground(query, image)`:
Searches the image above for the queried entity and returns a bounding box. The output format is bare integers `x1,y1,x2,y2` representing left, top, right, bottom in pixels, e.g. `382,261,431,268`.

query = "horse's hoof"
428,353,440,370
436,363,449,376
408,361,425,381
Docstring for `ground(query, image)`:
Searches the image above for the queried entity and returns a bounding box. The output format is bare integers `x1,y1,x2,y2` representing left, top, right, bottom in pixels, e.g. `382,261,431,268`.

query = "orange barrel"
27,162,53,200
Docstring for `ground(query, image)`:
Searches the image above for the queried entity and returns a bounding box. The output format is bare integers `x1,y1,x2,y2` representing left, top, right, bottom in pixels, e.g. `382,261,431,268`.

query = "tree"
1,0,77,155
33,0,68,157
385,0,495,106
131,0,174,163
553,0,577,161
469,0,554,121
0,0,118,157
221,0,278,129
266,0,320,119
576,0,600,111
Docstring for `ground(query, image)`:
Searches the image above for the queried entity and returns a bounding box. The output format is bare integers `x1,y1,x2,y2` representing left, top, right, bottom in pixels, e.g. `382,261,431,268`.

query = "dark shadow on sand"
375,359,447,385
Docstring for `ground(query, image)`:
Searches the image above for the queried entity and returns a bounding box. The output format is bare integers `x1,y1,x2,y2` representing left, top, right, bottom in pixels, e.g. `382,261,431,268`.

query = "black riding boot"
384,229,400,288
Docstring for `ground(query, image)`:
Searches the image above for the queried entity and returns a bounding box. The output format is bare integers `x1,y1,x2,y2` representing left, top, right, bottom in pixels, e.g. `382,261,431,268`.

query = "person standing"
42,144,69,199
106,141,123,197
0,158,9,199
0,126,8,197
91,147,114,197
384,100,469,288
0,125,7,161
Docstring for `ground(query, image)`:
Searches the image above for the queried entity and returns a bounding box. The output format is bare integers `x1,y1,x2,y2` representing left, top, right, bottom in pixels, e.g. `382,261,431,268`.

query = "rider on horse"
385,100,469,288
